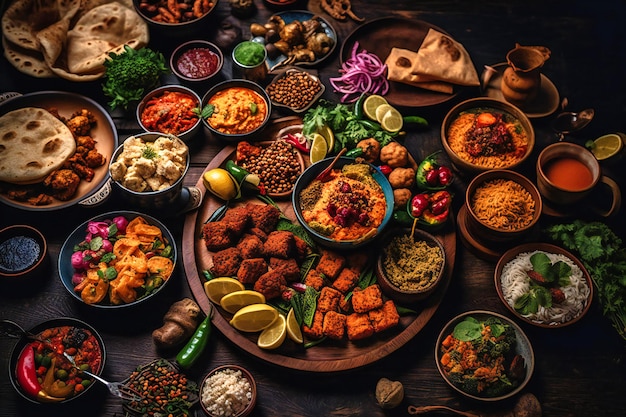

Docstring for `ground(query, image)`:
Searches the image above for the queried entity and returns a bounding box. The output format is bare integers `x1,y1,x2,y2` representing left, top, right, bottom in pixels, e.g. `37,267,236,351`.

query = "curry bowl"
0,224,49,284
375,227,446,304
58,211,177,309
136,85,202,142
435,310,534,401
109,132,190,211
495,242,593,328
201,79,272,142
8,317,106,404
441,98,535,173
292,157,394,249
465,169,542,244
133,0,218,34
199,365,257,417
170,40,224,85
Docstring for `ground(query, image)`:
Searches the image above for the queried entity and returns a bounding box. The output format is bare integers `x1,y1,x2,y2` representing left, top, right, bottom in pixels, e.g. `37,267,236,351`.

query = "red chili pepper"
378,165,393,176
16,345,41,398
284,133,310,153
410,193,430,217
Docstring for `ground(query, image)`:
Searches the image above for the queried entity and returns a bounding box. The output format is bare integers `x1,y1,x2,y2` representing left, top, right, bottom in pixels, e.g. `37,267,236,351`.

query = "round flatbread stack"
0,107,76,184
1,0,149,81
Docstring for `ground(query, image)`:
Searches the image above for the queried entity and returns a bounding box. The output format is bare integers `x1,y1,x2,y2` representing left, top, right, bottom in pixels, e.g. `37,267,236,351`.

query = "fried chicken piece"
76,135,97,150
302,310,324,340
332,267,359,293
83,149,106,168
237,258,268,285
65,114,93,136
43,169,80,201
237,233,265,259
248,204,281,234
316,250,345,280
323,310,347,340
351,284,384,313
346,313,374,341
263,230,295,259
211,247,242,277
202,222,237,251
269,257,300,282
304,269,325,291
368,300,400,333
317,286,342,313
253,270,287,300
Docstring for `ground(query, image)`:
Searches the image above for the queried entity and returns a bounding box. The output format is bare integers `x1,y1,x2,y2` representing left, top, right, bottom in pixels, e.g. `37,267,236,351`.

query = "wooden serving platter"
182,119,456,372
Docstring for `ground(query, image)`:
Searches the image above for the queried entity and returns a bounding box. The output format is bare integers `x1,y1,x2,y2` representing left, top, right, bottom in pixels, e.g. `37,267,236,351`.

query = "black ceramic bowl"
170,40,224,85
8,317,106,404
133,0,218,35
201,79,272,142
0,224,48,284
58,210,177,309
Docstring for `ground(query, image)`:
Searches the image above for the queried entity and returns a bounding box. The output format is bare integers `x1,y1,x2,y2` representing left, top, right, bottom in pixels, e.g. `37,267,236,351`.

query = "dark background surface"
1,1,626,416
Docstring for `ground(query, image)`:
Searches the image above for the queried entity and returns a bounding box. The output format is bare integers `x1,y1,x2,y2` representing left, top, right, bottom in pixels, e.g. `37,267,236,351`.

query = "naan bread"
385,48,454,94
2,36,56,78
410,29,480,86
0,107,76,184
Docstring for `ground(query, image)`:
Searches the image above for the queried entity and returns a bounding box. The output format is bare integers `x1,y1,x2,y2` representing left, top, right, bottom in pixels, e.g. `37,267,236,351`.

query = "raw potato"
152,298,203,349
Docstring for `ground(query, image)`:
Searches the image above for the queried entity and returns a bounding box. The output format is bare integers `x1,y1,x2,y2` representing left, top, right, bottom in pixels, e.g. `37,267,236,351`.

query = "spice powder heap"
382,234,444,291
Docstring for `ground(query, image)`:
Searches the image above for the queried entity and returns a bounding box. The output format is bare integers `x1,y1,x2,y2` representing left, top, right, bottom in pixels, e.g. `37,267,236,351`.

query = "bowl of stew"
133,0,219,34
8,317,106,404
137,85,202,142
170,40,224,85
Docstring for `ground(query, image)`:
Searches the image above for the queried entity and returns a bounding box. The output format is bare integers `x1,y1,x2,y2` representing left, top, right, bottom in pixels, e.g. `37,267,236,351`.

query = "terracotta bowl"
441,97,535,174
465,169,542,244
0,224,48,284
199,365,257,417
495,242,594,328
375,227,446,305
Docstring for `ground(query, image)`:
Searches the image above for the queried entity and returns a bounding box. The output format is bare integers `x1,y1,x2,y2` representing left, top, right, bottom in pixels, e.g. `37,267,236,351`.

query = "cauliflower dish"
110,135,188,192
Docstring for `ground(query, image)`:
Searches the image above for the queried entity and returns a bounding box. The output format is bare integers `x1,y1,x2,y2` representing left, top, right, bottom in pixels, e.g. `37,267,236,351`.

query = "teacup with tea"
536,142,621,217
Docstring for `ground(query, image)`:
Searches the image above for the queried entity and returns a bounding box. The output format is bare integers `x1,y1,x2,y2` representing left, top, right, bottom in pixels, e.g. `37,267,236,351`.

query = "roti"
385,47,454,93
0,107,76,184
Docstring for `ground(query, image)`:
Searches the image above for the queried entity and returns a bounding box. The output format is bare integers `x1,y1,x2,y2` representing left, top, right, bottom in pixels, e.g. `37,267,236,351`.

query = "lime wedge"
590,133,623,160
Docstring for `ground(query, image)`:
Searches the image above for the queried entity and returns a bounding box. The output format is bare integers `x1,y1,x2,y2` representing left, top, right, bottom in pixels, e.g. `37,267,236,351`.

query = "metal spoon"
551,108,594,141
0,320,45,342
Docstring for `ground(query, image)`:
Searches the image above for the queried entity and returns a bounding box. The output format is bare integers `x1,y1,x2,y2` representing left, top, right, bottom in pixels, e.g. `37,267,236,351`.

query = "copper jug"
501,44,551,107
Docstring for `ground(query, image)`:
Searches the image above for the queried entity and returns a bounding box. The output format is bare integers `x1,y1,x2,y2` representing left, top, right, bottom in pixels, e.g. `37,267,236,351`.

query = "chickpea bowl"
292,157,394,249
376,227,446,305
201,79,272,142
266,67,325,113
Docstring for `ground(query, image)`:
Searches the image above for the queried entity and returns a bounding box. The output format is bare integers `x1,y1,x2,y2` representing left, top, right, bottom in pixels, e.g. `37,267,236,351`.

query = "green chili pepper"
403,115,429,127
353,93,367,119
345,147,364,158
176,314,211,369
392,209,414,226
358,119,383,131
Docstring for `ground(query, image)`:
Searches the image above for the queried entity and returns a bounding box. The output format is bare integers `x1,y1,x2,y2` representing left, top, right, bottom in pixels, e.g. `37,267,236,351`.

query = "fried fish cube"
351,284,384,313
316,250,345,280
368,300,400,333
304,269,325,291
202,221,236,252
346,312,374,341
248,203,281,234
323,311,347,340
317,286,342,313
237,233,265,259
302,310,324,340
263,230,295,259
253,270,287,300
210,247,242,277
269,257,300,282
222,205,251,225
331,267,360,293
236,258,268,285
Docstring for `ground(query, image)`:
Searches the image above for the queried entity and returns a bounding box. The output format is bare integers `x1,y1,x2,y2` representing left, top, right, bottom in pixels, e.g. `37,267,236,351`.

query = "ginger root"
320,0,364,22
376,377,404,409
152,298,202,349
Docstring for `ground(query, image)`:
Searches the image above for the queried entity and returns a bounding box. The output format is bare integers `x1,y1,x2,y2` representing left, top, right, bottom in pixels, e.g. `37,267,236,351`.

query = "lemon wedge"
204,277,245,304
286,308,303,344
220,290,266,314
309,133,328,163
257,314,287,350
318,124,335,154
230,303,279,333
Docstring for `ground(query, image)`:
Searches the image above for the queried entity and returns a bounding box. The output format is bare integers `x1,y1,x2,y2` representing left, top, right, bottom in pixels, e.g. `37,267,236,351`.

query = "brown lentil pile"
122,359,198,417
266,69,322,110
382,234,444,292
238,140,302,195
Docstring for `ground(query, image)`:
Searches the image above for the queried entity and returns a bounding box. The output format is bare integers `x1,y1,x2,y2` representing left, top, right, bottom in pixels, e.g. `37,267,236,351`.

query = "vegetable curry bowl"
9,317,106,404
441,98,535,173
293,157,394,249
201,79,271,142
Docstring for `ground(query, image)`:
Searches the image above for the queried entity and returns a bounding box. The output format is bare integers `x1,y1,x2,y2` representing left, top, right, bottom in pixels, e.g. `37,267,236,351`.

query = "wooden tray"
182,120,457,372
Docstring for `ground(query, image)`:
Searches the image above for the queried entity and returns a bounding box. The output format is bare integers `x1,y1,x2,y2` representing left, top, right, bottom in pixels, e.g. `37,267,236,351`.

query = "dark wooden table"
1,1,626,416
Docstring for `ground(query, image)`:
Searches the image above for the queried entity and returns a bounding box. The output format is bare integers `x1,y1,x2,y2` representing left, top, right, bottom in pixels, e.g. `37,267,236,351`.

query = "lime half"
363,94,388,121
590,133,623,160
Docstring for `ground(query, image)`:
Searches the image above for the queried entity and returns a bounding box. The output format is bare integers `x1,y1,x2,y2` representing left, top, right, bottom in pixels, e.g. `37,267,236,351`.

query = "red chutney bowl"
170,40,224,85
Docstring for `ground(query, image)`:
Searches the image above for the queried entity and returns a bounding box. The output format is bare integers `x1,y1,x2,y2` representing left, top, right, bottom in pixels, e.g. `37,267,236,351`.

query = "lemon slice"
318,124,335,154
286,308,303,344
590,133,623,160
309,133,328,163
230,303,279,332
257,314,287,350
363,94,388,121
375,103,395,123
380,108,404,133
204,278,245,304
220,290,266,314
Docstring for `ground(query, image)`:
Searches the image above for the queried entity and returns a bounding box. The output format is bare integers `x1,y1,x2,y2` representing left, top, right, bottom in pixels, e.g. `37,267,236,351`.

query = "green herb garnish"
193,104,215,119
142,145,158,159
249,102,258,114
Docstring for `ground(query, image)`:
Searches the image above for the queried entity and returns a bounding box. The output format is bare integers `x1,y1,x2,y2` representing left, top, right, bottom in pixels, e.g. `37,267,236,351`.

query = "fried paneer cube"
236,258,268,285
317,286,342,313
346,312,374,341
269,257,300,282
304,269,325,291
368,300,400,333
332,268,360,293
248,203,281,234
222,205,251,225
211,247,242,277
322,311,346,340
352,284,384,313
253,270,286,300
316,250,345,280
237,233,265,259
202,221,237,252
302,310,324,340
263,231,294,258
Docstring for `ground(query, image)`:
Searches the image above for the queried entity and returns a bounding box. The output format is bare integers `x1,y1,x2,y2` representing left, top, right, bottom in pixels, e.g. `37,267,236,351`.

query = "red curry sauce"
176,47,220,79
140,90,199,135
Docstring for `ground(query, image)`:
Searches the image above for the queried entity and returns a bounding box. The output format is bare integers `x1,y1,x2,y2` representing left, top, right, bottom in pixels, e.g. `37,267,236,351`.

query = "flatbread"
2,36,56,78
385,47,454,94
0,107,76,184
410,28,480,86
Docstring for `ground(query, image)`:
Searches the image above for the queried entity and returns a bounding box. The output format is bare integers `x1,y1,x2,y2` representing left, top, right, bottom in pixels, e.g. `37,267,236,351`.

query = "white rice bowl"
500,250,591,325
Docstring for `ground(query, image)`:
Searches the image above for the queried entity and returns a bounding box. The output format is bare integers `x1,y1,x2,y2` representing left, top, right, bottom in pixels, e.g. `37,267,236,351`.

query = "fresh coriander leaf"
453,318,482,341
